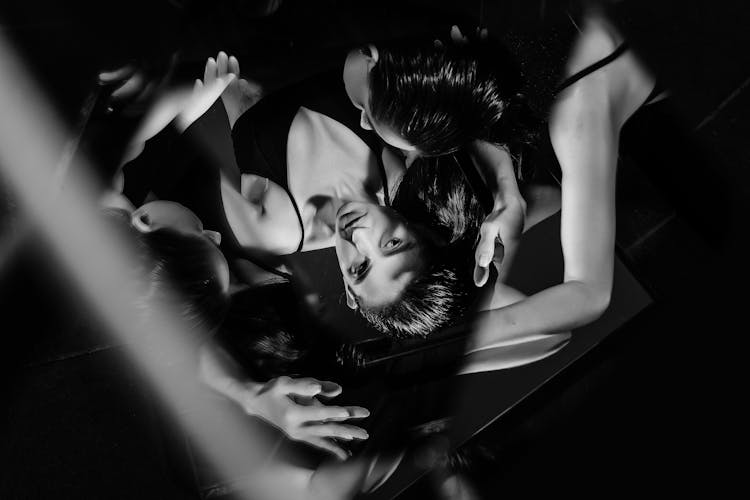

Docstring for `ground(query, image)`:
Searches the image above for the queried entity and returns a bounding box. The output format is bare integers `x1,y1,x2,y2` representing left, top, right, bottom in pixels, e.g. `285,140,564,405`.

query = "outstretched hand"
241,376,369,460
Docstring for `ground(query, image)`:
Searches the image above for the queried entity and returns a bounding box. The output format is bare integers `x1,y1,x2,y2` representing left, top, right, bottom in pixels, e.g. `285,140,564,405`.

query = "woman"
115,50,502,338
336,11,657,356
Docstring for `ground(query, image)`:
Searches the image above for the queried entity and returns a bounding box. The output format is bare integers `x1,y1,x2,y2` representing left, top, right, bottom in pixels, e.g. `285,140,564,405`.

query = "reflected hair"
219,282,364,380
104,208,229,339
369,38,538,178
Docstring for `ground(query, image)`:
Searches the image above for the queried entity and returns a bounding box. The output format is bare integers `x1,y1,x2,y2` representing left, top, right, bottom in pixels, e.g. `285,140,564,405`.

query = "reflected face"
222,173,302,255
334,201,424,308
343,47,418,153
132,201,230,293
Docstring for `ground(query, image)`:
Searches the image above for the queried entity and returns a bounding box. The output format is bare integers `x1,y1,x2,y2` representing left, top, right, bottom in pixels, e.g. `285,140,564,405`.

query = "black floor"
1,1,748,498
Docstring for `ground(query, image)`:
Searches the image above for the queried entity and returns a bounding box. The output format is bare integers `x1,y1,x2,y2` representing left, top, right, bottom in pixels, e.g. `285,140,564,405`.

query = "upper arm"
550,82,618,306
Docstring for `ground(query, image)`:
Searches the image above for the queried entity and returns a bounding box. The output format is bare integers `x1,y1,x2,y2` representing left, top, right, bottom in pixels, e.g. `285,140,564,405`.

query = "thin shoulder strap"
555,42,629,94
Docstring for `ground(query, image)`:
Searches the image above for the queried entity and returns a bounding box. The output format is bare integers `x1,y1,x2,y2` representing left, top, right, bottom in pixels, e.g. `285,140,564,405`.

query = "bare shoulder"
551,13,654,139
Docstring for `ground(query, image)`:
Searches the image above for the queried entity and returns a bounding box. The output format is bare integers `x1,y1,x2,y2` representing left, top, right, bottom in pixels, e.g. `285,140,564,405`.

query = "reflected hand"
204,51,262,129
98,53,177,116
473,193,526,287
173,55,237,133
242,376,370,460
435,25,489,49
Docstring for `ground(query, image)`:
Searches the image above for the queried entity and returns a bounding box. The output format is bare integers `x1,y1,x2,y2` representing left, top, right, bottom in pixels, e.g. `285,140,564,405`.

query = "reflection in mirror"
2,1,684,499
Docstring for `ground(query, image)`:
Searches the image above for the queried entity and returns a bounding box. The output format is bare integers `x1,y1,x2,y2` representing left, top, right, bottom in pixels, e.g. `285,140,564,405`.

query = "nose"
350,226,376,254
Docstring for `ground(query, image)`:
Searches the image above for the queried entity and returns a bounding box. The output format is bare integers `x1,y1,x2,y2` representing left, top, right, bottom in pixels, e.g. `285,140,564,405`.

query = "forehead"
353,246,422,307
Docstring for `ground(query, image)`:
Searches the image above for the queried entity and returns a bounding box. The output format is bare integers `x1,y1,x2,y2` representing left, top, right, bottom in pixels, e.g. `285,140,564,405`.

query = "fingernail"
105,105,114,114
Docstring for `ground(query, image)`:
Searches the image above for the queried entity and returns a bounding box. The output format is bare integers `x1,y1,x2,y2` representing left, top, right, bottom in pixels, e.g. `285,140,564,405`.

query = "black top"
122,63,390,268
231,66,390,252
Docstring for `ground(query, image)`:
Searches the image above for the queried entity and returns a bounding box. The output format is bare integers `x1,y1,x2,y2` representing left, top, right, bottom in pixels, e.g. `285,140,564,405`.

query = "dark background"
1,0,747,497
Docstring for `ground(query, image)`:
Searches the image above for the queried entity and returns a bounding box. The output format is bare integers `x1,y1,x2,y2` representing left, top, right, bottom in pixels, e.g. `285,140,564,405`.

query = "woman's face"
334,201,424,309
131,200,230,293
343,46,418,154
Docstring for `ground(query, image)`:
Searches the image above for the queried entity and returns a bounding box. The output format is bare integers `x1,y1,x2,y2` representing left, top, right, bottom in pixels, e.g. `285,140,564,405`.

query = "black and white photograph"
0,0,745,498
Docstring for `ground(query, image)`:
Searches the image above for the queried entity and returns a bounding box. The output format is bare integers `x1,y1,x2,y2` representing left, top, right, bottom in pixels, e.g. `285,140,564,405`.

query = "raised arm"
466,14,654,353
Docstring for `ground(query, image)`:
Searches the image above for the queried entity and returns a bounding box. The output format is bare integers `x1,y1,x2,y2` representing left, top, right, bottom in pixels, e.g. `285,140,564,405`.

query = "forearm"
468,140,523,209
468,279,608,352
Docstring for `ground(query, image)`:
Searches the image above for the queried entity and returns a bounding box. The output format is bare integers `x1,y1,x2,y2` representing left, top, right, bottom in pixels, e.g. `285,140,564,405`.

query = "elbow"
585,286,611,323
568,280,611,326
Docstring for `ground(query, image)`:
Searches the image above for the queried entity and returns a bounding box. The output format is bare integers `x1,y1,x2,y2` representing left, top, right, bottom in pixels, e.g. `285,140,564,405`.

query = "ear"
365,44,379,66
202,229,222,245
130,211,153,233
345,284,358,310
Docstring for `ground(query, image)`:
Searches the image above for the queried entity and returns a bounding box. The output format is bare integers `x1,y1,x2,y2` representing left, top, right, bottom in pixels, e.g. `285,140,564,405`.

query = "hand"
204,51,262,129
473,193,526,287
98,53,178,116
241,376,370,460
434,25,489,49
174,56,237,133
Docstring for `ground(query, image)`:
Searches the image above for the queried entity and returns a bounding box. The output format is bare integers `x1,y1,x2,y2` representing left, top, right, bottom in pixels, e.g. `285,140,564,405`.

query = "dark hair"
356,155,484,338
104,208,229,339
218,282,363,380
369,38,539,178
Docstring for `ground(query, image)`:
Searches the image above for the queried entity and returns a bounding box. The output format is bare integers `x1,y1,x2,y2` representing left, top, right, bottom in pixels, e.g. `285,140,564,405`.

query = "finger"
301,405,369,423
475,222,499,269
433,39,444,49
98,65,136,84
216,51,229,76
109,72,146,101
320,406,370,422
193,78,203,92
450,25,462,43
317,380,343,398
203,57,217,84
305,437,349,461
304,424,369,441
279,377,324,397
473,264,490,288
479,27,489,39
228,55,240,76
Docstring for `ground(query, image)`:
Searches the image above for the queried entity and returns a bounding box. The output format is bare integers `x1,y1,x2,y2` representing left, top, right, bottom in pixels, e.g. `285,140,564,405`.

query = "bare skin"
464,12,655,360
